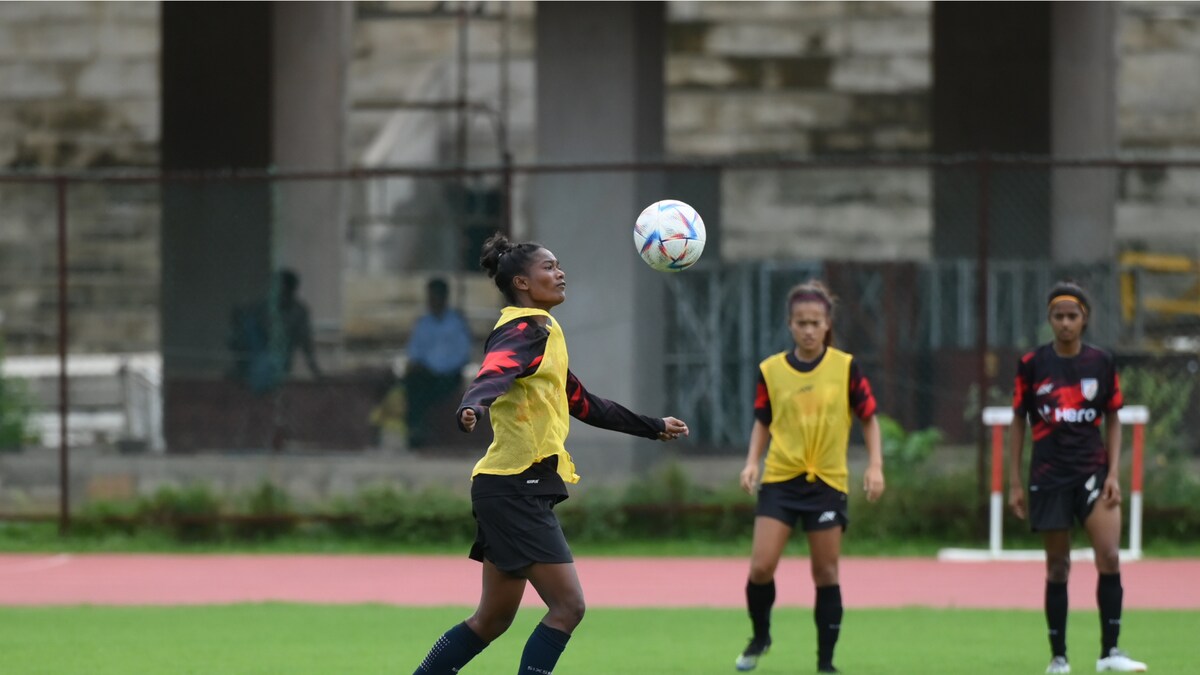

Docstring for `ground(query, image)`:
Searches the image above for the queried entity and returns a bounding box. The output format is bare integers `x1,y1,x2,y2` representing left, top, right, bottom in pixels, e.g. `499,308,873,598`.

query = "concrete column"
161,2,274,380
161,2,351,451
1051,2,1117,263
534,2,667,472
932,2,1052,260
271,2,352,335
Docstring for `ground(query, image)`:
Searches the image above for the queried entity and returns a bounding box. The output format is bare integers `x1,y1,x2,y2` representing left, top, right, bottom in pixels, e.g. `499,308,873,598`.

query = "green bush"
139,485,222,542
0,338,35,452
852,469,978,542
1119,365,1196,461
45,459,1200,549
877,414,942,471
74,499,141,537
557,487,627,543
328,484,472,544
614,461,754,539
230,481,296,541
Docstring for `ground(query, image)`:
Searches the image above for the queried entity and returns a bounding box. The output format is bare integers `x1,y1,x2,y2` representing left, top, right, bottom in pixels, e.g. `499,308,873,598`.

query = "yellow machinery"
1120,251,1200,341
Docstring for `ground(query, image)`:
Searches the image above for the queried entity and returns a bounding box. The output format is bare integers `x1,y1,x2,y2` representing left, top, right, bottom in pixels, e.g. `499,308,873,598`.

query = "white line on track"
0,554,72,574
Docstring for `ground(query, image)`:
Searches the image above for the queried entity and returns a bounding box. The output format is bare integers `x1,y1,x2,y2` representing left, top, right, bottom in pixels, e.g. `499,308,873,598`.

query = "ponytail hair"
786,280,836,347
479,232,544,305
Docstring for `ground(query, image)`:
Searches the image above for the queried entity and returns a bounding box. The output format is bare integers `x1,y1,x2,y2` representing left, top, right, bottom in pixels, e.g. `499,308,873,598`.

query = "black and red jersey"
459,317,665,439
1011,343,1122,491
752,349,878,426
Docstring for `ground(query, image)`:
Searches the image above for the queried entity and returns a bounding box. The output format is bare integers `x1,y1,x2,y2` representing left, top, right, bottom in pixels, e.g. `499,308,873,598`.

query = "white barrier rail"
939,405,1149,562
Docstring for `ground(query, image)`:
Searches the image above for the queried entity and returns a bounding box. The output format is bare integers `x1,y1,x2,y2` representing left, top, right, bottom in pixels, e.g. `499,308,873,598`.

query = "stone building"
0,0,1196,358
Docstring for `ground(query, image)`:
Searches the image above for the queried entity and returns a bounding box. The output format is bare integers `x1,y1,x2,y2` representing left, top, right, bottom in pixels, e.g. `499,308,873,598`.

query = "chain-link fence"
2,158,1198,519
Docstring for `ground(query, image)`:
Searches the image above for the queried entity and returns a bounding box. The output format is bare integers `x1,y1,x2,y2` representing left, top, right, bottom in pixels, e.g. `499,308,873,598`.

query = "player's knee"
468,610,517,641
1046,557,1070,583
1094,546,1120,573
811,563,839,587
748,561,778,583
549,596,586,630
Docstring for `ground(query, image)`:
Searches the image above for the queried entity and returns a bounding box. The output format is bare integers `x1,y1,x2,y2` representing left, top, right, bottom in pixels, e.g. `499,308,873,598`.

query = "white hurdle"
938,405,1149,562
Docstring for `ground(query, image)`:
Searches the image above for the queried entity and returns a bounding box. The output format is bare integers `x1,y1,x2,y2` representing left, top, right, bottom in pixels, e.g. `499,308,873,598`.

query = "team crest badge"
1080,378,1099,401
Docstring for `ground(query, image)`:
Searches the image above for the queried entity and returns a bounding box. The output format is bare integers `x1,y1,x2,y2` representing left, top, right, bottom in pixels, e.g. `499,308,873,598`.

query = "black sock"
414,621,488,675
815,584,843,669
1045,580,1069,658
518,622,571,674
1097,572,1123,657
746,579,776,642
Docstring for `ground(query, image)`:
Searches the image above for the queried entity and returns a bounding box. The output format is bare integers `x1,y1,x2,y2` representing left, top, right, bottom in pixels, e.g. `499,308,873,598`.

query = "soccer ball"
633,199,706,272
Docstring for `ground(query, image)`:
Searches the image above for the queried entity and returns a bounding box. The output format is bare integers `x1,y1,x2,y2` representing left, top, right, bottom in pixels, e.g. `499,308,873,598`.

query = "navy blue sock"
815,584,843,669
414,622,488,675
518,622,571,674
1046,580,1069,658
746,579,776,642
1097,572,1123,657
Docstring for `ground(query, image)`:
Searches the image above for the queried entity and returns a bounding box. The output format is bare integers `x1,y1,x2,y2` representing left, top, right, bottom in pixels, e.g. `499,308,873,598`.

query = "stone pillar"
161,2,273,380
534,2,667,473
271,2,352,333
931,1,1052,260
1051,1,1117,263
161,2,350,450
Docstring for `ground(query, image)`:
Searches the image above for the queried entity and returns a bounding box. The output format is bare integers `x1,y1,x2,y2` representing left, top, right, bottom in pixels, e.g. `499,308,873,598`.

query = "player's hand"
657,417,689,441
458,407,478,433
1101,474,1122,506
863,464,885,503
1008,485,1027,520
739,463,760,495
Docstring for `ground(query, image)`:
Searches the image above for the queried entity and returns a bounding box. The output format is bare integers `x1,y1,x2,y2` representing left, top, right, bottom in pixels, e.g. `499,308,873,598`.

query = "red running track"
1,554,1197,609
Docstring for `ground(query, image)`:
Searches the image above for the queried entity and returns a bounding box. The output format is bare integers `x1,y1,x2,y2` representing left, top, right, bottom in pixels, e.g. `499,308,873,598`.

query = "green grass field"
0,605,1193,674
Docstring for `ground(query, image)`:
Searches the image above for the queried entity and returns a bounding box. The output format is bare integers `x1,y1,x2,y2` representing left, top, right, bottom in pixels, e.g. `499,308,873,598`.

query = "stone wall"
666,1,931,157
0,2,160,355
1116,2,1200,253
0,1,158,168
664,2,933,262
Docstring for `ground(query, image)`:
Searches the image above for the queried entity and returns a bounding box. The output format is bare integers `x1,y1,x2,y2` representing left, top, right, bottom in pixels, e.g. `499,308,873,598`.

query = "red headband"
790,291,831,310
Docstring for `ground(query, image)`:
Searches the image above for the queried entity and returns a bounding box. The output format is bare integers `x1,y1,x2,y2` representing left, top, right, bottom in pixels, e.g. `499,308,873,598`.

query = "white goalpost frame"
938,405,1150,563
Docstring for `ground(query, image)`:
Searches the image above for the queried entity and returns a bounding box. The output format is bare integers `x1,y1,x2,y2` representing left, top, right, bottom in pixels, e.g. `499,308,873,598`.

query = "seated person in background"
405,277,472,447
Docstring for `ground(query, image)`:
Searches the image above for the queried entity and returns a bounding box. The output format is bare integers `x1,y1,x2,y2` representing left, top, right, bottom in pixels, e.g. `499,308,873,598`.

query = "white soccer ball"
633,199,706,272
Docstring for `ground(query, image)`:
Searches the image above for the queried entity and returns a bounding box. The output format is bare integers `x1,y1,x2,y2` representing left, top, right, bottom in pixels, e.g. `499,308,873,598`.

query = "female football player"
1009,281,1147,674
412,232,689,675
735,280,885,673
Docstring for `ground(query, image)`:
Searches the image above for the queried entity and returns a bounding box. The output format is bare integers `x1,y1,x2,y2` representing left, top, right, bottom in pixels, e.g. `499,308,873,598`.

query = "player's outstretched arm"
565,369,680,439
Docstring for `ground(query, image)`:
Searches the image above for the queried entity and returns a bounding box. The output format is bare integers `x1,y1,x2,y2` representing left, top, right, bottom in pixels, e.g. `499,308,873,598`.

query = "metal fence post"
55,176,70,534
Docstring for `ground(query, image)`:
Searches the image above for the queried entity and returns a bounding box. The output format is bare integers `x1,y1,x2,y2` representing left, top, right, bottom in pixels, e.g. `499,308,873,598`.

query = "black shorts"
756,474,849,532
1029,466,1108,532
469,494,574,574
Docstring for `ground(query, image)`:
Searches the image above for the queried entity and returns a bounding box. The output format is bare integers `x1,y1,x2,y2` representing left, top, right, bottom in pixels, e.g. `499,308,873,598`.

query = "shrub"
138,485,222,542
617,461,754,539
557,486,627,543
0,338,34,452
329,484,472,544
74,499,140,537
1119,365,1196,461
877,414,942,471
230,481,296,541
851,469,978,542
